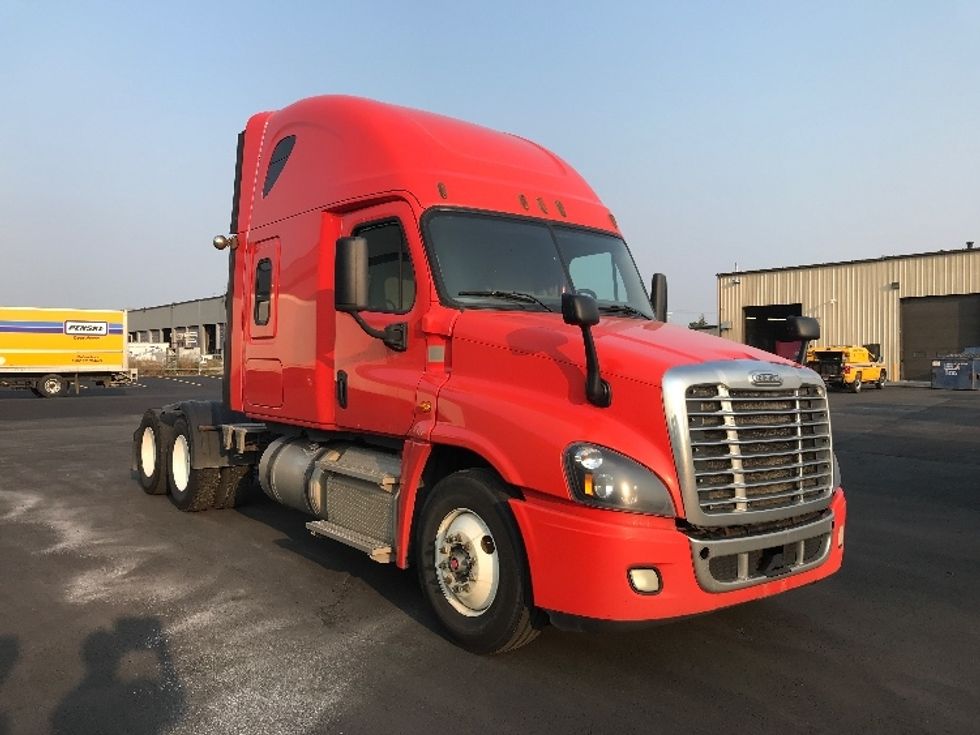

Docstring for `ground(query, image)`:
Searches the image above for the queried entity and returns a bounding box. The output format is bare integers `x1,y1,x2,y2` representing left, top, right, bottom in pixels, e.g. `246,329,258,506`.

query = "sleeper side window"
353,221,416,313
254,258,273,325
262,135,296,197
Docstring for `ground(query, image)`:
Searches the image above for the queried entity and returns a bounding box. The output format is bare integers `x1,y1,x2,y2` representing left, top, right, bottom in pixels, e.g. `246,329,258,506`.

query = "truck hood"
451,310,793,386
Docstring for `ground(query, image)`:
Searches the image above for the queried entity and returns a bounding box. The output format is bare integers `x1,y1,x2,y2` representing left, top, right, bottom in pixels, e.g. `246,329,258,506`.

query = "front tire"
876,370,887,389
167,416,219,511
416,469,542,654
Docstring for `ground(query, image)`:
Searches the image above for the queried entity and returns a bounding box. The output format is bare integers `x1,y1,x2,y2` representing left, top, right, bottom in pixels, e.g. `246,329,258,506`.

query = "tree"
688,314,708,329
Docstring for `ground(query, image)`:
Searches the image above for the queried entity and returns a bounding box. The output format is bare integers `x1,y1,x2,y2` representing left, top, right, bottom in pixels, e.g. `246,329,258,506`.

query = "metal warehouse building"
128,296,226,355
717,246,980,381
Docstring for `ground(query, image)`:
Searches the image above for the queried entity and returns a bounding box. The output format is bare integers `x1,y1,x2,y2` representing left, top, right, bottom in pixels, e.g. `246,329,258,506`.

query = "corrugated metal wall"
717,249,980,379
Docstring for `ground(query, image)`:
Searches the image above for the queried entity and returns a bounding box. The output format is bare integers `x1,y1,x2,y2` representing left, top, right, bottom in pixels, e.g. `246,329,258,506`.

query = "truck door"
243,237,283,410
334,202,427,436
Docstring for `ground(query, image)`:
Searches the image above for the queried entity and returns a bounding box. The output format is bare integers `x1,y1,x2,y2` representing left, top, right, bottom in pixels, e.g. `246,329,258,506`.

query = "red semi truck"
133,96,845,653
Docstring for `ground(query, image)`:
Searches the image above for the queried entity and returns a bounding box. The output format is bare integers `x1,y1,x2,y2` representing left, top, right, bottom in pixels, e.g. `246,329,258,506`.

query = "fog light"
837,525,845,548
628,568,661,595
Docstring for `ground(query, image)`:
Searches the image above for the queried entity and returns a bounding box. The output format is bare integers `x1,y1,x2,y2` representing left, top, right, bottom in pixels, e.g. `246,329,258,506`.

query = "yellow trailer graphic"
0,307,136,397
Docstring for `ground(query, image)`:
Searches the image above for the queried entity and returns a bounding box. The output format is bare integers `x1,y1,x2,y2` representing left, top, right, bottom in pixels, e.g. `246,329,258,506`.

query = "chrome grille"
686,384,832,516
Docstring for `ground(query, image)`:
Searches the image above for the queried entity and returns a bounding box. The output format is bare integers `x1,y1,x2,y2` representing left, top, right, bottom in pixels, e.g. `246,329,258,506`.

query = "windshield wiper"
597,304,651,319
457,290,553,312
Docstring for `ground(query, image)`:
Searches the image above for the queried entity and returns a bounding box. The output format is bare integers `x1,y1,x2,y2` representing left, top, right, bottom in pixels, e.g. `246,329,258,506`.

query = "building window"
354,221,416,313
262,135,296,197
254,258,273,325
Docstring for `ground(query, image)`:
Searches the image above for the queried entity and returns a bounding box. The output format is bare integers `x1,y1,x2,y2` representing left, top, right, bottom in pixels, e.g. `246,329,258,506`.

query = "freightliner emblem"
749,370,783,387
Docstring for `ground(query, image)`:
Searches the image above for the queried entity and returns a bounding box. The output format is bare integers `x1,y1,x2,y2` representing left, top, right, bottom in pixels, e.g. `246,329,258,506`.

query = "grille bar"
701,487,827,509
694,458,830,478
688,407,824,417
715,395,823,403
692,433,830,447
689,420,829,432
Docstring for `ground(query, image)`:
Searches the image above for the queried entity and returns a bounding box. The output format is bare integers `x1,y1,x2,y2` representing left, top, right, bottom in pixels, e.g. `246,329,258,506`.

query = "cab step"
306,520,393,563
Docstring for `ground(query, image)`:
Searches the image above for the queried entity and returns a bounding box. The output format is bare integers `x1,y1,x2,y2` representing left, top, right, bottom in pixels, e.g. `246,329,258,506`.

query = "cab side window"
354,221,416,313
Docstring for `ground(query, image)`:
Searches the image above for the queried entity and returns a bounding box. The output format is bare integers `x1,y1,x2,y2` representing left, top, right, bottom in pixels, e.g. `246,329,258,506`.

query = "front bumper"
509,488,846,622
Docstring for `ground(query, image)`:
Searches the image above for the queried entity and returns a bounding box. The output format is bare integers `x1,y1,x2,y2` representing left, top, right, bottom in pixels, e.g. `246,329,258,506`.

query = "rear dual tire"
135,410,170,495
167,417,220,512
135,411,252,509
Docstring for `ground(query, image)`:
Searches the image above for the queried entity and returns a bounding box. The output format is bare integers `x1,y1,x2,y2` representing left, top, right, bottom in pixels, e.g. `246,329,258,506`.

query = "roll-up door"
900,294,980,380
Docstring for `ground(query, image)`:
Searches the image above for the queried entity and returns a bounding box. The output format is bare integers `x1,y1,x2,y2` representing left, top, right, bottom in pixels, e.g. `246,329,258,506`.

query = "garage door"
901,294,980,380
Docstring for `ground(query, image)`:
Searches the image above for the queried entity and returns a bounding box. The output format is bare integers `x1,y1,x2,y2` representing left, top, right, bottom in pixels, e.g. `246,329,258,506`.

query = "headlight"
564,443,675,517
833,451,842,489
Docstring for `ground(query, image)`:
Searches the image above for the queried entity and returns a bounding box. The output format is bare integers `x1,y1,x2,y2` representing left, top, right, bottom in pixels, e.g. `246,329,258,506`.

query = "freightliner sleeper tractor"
133,96,845,653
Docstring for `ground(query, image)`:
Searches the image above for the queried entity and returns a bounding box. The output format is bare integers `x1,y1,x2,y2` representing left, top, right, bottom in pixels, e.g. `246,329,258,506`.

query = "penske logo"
749,370,783,387
64,320,109,336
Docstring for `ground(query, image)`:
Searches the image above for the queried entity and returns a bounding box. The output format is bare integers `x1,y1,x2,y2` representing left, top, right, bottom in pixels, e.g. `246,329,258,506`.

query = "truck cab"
133,96,846,653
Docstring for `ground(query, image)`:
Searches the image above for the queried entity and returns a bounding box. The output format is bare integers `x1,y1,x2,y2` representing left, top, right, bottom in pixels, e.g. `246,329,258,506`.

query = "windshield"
426,211,654,318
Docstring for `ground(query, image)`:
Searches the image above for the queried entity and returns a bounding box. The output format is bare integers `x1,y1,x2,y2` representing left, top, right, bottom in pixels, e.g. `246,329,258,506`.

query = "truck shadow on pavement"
235,498,444,637
0,636,18,735
50,617,184,735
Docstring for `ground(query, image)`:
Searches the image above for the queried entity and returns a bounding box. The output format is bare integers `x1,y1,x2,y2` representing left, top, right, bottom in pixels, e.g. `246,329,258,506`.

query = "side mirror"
335,237,369,312
562,292,600,327
785,316,821,365
561,293,610,408
650,273,668,322
785,316,820,341
334,236,407,352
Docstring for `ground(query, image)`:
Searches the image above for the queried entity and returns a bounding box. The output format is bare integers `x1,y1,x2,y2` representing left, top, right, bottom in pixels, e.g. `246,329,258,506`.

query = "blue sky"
1,1,977,322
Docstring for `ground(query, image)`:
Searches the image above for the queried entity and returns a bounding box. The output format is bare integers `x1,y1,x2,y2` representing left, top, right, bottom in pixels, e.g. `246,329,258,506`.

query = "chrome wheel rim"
434,508,499,617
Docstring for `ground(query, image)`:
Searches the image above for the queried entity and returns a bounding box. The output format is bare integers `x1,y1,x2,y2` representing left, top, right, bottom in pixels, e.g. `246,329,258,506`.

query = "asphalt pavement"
0,379,977,734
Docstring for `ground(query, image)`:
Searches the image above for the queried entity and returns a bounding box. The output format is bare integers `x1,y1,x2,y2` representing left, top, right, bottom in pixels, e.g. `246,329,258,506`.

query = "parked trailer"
0,306,137,397
133,96,846,653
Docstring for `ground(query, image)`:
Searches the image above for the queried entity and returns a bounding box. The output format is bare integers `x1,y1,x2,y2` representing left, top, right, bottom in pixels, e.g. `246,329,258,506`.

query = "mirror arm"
796,340,811,366
348,311,408,352
579,325,612,408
